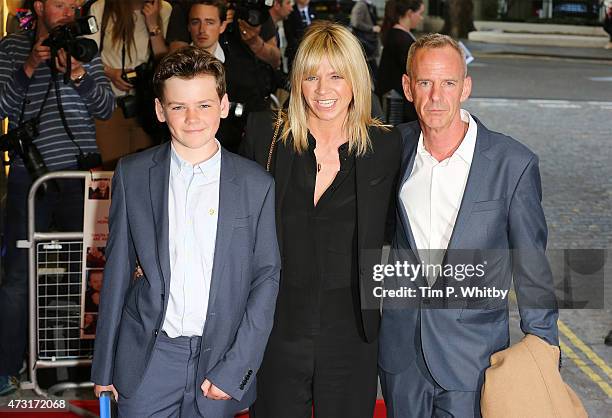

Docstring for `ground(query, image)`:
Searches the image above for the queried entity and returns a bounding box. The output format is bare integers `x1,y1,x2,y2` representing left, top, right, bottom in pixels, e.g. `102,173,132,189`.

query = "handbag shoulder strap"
99,0,108,53
266,106,284,173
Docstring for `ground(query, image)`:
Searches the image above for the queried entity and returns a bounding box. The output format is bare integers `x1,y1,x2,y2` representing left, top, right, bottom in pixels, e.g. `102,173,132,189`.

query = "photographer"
283,0,318,72
87,0,172,169
0,0,114,396
269,0,292,76
168,0,280,152
168,0,279,68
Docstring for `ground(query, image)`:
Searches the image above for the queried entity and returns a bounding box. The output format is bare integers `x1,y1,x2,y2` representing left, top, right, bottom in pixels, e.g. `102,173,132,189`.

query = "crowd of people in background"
0,2,592,418
15,0,612,173
0,0,429,162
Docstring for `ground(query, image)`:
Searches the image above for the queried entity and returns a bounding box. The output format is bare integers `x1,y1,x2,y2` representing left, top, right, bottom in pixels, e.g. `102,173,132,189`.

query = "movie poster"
80,172,112,339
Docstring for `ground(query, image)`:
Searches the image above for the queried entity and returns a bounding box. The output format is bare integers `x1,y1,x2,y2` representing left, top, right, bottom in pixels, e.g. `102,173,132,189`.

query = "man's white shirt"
399,110,477,283
298,5,311,25
190,42,225,63
212,42,225,63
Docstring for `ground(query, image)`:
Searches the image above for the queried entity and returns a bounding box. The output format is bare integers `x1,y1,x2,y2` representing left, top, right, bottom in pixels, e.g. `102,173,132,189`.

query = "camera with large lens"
228,0,274,27
42,16,99,64
0,119,58,193
0,118,101,187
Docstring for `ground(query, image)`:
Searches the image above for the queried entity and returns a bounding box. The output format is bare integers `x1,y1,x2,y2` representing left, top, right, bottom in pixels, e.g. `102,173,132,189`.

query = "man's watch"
72,71,87,85
148,26,162,37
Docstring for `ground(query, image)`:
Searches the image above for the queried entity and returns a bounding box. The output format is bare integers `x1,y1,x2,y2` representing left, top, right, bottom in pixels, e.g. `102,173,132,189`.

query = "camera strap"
99,7,135,76
18,76,53,126
51,69,86,157
121,36,126,75
18,33,54,126
121,34,154,75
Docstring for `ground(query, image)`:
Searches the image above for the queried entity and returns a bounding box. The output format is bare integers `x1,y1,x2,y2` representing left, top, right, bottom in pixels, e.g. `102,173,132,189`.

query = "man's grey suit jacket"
91,142,281,417
379,117,559,392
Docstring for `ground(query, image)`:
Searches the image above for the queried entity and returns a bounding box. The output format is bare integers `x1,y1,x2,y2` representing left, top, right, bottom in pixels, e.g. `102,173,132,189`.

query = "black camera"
121,69,138,84
42,16,100,63
117,68,141,119
76,151,102,170
229,0,274,27
117,94,139,119
0,119,58,193
117,69,139,118
0,119,101,192
117,61,155,119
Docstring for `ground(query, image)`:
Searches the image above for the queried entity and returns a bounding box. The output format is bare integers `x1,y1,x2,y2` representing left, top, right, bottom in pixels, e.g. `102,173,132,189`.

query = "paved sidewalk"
464,40,612,61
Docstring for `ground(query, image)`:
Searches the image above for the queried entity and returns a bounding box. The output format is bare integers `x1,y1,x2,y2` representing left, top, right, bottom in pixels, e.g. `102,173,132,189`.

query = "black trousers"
251,320,378,418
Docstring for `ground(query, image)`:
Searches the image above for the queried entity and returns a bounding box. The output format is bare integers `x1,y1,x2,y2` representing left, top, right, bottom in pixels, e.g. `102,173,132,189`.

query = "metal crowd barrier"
17,171,98,417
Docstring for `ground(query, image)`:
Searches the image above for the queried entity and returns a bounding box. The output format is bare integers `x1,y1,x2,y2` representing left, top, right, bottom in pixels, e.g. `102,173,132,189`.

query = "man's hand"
94,384,119,402
238,19,262,46
373,25,381,33
105,67,133,92
24,36,51,78
142,0,161,31
226,9,235,24
201,379,231,400
55,49,86,81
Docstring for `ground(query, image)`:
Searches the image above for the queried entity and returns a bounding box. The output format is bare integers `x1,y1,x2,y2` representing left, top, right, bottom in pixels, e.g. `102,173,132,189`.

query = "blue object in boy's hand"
99,391,116,418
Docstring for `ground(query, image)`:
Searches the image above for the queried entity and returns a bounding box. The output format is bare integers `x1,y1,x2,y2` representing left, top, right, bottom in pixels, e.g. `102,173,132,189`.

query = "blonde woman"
242,21,401,418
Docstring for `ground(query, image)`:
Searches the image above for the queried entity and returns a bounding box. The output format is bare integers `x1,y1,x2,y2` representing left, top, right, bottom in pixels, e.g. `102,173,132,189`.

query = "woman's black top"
276,134,360,337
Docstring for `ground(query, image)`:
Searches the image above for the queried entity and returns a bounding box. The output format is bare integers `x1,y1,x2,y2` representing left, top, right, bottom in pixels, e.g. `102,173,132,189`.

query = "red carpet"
0,399,388,417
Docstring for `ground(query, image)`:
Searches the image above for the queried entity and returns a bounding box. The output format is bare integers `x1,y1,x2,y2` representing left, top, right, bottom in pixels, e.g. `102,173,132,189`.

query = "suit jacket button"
153,329,158,336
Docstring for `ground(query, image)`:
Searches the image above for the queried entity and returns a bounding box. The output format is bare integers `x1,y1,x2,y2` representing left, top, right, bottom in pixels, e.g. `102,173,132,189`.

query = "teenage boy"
91,46,280,418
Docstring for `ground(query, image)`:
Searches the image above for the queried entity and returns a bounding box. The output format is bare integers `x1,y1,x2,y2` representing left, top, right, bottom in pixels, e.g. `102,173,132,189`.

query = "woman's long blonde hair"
282,21,385,156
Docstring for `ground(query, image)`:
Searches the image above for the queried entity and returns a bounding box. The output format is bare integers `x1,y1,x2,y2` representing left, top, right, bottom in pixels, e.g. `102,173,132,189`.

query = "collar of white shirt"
213,42,225,63
170,139,222,179
189,42,225,63
417,109,478,165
